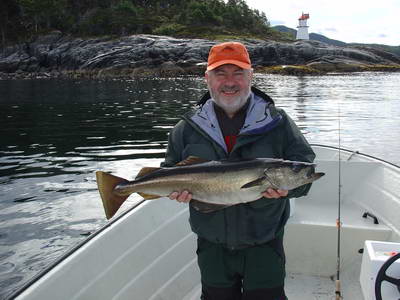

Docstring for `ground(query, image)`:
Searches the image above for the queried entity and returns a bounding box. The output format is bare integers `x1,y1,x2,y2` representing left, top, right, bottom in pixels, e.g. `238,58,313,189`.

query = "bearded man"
162,42,315,300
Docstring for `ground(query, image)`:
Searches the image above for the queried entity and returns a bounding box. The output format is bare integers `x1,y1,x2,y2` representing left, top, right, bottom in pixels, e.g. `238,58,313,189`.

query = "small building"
296,13,310,40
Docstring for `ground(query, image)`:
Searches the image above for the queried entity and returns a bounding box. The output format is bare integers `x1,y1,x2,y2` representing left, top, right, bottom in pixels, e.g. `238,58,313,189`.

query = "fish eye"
291,164,304,173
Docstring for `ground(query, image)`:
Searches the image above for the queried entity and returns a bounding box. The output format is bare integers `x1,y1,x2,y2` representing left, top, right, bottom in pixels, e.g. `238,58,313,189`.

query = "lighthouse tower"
296,13,310,40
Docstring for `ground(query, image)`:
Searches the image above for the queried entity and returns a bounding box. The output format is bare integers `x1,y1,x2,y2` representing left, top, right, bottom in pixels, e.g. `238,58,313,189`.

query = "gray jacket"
162,87,315,248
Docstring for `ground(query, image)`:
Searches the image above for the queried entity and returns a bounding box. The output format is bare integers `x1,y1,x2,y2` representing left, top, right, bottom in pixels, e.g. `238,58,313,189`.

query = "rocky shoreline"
1,32,400,80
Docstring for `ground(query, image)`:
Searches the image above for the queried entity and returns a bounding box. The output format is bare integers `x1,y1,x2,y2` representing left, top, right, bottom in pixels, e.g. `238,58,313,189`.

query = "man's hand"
169,190,192,203
262,188,288,199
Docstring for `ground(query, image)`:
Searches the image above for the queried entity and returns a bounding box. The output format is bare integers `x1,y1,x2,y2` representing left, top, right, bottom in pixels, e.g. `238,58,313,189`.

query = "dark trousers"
201,283,287,300
197,234,287,300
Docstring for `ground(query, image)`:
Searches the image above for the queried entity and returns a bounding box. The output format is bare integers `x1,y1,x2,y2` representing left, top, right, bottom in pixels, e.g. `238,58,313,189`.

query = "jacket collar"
187,88,282,153
196,86,275,106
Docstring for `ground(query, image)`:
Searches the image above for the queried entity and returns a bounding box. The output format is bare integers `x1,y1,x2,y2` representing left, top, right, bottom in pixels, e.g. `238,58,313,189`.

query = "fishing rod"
335,98,343,300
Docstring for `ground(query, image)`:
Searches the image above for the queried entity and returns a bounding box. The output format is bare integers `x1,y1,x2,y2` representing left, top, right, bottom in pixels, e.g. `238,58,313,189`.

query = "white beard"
210,88,251,117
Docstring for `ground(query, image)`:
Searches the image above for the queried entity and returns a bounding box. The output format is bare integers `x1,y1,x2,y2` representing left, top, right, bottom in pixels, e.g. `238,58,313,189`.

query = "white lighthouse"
296,13,310,40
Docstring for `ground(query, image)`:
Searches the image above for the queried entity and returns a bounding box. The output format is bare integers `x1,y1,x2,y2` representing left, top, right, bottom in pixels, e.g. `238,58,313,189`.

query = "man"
161,42,315,300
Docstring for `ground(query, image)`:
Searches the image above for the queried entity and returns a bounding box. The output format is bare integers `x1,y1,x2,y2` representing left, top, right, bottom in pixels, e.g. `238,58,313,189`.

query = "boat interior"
13,146,400,300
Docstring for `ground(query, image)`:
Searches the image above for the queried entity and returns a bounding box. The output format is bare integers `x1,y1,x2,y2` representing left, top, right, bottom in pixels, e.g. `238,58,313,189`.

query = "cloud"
324,28,338,33
245,0,400,45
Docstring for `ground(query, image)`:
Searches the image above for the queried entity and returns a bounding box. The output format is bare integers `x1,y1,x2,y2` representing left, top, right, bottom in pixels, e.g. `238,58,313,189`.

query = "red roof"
299,13,310,20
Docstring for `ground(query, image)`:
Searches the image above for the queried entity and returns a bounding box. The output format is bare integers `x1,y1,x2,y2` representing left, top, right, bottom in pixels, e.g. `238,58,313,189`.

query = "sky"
245,0,399,46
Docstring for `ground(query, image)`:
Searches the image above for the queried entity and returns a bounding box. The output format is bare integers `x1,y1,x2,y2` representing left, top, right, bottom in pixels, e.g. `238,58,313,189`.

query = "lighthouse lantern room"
296,13,310,40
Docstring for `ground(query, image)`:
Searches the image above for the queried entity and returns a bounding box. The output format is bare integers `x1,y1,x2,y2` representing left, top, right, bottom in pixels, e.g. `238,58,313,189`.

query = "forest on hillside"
0,0,278,47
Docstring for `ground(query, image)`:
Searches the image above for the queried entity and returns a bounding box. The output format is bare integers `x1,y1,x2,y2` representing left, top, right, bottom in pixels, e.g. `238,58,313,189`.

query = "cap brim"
207,59,251,71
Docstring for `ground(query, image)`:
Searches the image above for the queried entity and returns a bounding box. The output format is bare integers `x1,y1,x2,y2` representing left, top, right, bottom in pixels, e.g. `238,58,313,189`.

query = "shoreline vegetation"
1,0,400,80
2,62,400,81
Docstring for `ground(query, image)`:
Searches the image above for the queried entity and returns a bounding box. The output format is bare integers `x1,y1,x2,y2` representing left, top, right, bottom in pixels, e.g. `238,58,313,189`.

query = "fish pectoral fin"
135,167,161,179
137,192,161,200
190,200,231,213
175,156,209,166
241,176,268,189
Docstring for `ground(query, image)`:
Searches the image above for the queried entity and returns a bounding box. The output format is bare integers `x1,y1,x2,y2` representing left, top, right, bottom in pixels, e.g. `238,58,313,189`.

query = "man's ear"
248,69,254,80
204,71,209,83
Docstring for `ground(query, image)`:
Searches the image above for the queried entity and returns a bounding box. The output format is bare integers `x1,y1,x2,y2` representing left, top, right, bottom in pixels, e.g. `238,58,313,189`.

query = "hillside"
349,43,400,57
272,25,399,56
1,0,288,47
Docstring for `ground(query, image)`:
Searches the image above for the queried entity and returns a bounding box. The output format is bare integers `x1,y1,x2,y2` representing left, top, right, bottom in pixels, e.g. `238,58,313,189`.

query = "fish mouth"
312,172,325,180
305,166,324,180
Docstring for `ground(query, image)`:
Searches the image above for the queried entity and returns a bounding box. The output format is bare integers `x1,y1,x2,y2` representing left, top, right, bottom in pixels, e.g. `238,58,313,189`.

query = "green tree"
110,0,139,35
0,0,21,47
79,7,112,35
5,0,275,44
186,1,221,26
18,0,67,33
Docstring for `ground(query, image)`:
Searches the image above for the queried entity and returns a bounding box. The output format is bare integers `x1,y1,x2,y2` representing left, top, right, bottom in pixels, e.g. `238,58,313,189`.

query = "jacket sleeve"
160,120,185,167
281,110,316,198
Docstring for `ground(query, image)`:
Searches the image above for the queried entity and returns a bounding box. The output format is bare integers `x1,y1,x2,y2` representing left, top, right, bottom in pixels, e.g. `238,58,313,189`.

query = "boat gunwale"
6,144,399,300
311,144,400,169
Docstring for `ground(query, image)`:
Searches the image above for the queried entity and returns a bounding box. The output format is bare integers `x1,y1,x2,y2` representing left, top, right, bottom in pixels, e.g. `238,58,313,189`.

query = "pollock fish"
96,156,324,219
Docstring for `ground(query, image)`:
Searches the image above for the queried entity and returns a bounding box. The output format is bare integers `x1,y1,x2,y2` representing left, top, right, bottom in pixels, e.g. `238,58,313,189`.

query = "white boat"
8,145,400,300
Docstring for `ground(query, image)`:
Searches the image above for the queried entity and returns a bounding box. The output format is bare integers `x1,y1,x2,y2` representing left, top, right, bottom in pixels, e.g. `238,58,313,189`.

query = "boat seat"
284,159,394,276
286,199,392,276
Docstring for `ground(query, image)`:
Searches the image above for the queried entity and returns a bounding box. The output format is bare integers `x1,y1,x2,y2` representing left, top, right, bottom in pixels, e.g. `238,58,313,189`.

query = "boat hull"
9,145,400,300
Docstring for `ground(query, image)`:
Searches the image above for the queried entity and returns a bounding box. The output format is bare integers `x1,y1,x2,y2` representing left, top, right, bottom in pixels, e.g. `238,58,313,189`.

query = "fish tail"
96,171,130,219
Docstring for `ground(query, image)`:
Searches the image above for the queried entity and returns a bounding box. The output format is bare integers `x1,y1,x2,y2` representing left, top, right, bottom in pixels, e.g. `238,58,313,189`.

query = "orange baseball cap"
207,42,252,71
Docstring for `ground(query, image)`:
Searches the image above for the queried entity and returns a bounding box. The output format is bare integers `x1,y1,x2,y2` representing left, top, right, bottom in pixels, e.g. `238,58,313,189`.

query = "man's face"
205,64,253,117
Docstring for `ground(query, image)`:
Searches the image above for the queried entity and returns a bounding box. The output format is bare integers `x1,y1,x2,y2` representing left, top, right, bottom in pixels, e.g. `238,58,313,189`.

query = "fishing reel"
375,252,400,300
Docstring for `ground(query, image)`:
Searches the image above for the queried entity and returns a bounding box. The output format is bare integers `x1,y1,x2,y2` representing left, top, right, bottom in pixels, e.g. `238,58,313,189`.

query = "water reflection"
1,73,400,298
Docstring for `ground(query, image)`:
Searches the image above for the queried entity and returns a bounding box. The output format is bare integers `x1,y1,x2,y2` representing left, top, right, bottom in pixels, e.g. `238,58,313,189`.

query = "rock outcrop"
1,32,399,79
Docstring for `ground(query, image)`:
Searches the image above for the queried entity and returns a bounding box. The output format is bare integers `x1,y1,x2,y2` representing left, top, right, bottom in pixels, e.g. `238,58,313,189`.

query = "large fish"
96,157,324,219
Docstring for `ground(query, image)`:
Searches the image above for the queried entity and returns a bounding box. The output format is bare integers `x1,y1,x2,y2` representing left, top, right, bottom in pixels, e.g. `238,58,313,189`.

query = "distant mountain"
309,33,346,47
273,25,345,46
273,25,296,38
272,25,399,56
349,43,400,57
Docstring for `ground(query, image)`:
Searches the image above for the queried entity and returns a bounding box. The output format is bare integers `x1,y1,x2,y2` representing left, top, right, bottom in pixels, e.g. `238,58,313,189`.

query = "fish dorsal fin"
135,167,161,179
175,156,209,166
137,192,161,200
